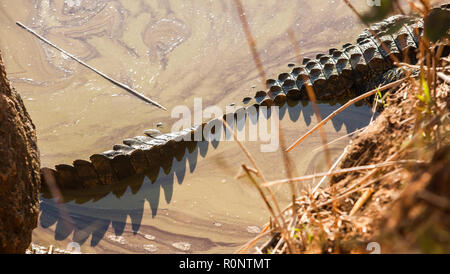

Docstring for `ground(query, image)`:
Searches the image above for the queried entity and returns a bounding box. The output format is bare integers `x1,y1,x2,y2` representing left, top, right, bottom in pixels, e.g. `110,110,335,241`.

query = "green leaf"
420,75,431,104
307,233,313,244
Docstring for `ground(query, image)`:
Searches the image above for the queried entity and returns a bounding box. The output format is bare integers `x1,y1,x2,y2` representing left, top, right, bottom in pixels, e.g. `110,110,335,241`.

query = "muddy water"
1,0,386,253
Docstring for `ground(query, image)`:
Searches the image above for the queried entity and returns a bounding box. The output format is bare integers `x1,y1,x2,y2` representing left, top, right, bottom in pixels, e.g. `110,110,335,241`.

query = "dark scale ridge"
41,5,450,192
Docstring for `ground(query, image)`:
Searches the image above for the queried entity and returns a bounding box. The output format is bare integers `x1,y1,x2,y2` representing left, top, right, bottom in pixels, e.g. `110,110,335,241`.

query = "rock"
0,52,40,253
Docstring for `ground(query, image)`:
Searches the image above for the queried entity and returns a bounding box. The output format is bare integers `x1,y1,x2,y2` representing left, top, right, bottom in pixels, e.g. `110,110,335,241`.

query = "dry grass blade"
241,164,294,253
277,168,398,219
242,165,279,224
349,188,375,216
219,119,292,249
235,166,258,179
393,0,406,15
395,62,448,72
417,190,450,210
342,0,363,19
333,129,422,200
370,91,380,124
235,224,271,254
221,118,283,215
262,159,422,187
221,118,262,177
312,126,367,152
279,125,298,219
437,72,450,83
288,29,332,168
233,0,267,89
341,0,403,66
318,138,416,210
286,78,407,152
312,147,348,194
220,117,292,252
317,169,400,209
16,22,167,110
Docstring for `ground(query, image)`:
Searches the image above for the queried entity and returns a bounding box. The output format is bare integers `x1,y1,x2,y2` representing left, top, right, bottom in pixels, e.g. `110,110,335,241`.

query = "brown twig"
342,0,403,66
287,29,332,168
233,0,267,89
262,159,422,187
242,164,294,253
329,130,420,203
437,72,450,83
279,124,298,221
349,188,375,216
393,0,406,15
312,147,349,194
417,190,450,210
317,169,400,209
242,165,278,223
16,22,167,110
235,166,258,179
312,126,368,152
220,117,291,250
236,224,271,254
395,62,447,72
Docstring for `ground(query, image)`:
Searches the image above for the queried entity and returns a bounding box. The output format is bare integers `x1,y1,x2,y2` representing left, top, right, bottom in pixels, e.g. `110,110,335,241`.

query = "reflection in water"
37,100,375,253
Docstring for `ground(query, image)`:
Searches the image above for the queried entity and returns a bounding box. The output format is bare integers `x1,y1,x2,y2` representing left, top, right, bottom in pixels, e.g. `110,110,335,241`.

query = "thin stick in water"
16,21,167,111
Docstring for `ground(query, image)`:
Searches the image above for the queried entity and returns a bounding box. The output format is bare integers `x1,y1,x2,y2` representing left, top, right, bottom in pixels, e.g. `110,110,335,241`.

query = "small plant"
376,89,390,108
416,74,434,114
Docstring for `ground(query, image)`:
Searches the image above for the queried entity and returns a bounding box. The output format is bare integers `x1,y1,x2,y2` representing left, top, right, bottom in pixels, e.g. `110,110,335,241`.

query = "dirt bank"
0,51,41,253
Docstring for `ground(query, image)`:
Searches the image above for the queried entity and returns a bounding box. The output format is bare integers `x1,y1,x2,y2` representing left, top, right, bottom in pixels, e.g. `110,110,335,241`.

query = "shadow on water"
39,99,376,248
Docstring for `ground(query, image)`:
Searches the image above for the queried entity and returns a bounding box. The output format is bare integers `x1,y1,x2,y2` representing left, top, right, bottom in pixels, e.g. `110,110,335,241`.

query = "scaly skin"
41,5,449,192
